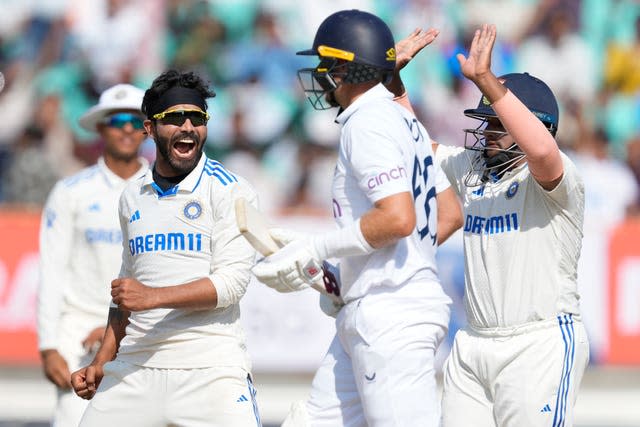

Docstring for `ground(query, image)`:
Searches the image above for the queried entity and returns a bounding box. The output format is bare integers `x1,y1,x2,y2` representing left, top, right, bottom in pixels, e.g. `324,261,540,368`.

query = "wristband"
313,218,375,260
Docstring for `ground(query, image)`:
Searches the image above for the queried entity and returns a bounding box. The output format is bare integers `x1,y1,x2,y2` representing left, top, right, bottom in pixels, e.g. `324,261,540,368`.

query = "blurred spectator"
221,100,287,215
225,77,295,148
219,9,301,91
0,0,637,231
278,141,336,216
603,15,640,96
3,125,58,207
0,60,36,146
570,127,639,226
465,0,539,44
167,0,228,83
34,92,85,177
598,13,640,156
68,0,160,90
516,3,597,105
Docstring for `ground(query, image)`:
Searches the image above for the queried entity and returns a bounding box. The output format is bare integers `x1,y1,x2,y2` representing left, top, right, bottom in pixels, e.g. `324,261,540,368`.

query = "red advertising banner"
1,209,639,367
0,210,41,364
606,219,640,364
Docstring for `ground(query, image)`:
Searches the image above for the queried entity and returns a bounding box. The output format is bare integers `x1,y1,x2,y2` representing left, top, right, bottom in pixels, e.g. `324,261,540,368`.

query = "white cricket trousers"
300,282,450,427
79,361,262,427
442,314,589,427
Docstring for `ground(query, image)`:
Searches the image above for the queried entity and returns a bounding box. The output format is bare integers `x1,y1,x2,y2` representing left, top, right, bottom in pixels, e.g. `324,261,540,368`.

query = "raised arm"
457,24,563,189
387,27,440,98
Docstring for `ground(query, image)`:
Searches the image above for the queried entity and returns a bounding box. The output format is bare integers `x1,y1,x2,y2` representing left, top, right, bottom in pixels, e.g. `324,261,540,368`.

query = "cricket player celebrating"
421,25,588,426
38,83,148,427
70,70,262,427
252,10,462,426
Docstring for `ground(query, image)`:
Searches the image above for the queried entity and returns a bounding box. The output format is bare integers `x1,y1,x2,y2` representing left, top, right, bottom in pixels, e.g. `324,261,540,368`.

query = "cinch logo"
463,212,519,234
367,166,407,189
129,232,203,255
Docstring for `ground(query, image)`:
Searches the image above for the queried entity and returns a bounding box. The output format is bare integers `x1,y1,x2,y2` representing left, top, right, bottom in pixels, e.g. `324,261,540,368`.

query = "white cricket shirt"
436,145,584,328
115,154,257,369
332,84,451,303
38,157,149,351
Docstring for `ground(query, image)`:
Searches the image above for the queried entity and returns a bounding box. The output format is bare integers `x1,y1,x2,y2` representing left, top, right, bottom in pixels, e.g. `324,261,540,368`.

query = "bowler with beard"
71,70,262,427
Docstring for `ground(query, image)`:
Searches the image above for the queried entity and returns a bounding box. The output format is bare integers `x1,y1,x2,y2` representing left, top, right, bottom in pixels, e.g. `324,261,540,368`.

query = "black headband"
148,86,208,118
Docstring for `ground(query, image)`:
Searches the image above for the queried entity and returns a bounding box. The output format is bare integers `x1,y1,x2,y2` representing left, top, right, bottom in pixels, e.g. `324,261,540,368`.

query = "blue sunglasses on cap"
103,113,145,130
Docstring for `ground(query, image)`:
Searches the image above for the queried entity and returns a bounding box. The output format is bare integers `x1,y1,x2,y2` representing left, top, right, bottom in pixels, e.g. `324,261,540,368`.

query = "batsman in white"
393,24,590,426
38,83,149,427
70,70,262,427
251,10,463,427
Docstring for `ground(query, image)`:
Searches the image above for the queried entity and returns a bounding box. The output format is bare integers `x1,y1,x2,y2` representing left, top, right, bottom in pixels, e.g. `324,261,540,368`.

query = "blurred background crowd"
0,0,639,224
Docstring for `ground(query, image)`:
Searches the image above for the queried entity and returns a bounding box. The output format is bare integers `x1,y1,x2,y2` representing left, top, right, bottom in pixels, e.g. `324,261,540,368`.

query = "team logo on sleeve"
506,181,519,199
183,200,203,220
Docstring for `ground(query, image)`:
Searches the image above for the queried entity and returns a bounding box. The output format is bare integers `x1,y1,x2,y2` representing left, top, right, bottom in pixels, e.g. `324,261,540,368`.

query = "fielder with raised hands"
392,24,590,426
252,10,462,426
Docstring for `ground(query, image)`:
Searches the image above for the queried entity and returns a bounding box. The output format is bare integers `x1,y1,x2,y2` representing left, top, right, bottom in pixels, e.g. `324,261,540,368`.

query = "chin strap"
482,143,522,180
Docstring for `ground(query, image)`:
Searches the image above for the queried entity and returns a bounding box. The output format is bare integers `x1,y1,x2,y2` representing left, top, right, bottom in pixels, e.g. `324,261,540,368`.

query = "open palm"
395,28,440,71
457,24,497,82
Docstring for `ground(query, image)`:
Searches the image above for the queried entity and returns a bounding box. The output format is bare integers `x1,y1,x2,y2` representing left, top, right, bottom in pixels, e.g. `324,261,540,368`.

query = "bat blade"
235,197,280,256
235,197,343,304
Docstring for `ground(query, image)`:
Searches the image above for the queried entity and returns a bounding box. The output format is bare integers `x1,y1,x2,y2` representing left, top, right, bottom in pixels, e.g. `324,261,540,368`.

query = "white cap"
79,83,145,131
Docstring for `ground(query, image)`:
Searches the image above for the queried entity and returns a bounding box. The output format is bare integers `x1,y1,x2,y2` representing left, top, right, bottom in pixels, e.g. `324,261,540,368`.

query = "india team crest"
183,200,203,220
506,181,519,199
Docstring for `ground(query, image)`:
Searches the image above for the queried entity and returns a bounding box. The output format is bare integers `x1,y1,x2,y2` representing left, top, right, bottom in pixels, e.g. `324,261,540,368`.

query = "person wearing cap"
393,25,589,426
70,70,262,427
37,83,149,427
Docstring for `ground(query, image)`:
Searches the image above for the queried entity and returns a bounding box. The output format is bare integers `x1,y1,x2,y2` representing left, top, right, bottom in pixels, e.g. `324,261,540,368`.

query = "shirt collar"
142,154,208,196
335,83,394,125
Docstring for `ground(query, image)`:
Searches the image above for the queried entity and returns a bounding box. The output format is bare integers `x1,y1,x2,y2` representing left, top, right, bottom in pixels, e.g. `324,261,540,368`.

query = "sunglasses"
103,113,145,130
152,109,210,127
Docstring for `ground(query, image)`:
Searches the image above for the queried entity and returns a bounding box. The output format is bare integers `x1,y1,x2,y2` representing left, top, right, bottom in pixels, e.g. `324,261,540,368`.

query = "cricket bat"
235,197,342,303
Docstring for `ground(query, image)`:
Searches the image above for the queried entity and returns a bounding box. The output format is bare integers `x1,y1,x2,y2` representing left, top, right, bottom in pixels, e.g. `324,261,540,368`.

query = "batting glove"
251,239,323,293
269,228,305,247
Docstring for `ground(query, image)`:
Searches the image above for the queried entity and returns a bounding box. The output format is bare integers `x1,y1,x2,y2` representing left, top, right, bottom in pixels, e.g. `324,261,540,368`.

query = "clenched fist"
111,278,157,311
71,363,104,400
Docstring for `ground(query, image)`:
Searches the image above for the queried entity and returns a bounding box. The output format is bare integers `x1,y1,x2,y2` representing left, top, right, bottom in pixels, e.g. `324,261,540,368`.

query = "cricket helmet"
462,73,559,186
296,9,396,110
464,72,559,135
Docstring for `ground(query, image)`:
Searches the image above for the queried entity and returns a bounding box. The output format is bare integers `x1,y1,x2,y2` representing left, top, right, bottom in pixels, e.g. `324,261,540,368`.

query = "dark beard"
481,143,522,181
156,132,204,175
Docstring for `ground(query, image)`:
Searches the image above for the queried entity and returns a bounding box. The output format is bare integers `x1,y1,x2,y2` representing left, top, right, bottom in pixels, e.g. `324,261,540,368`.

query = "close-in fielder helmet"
462,72,559,186
297,9,397,110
